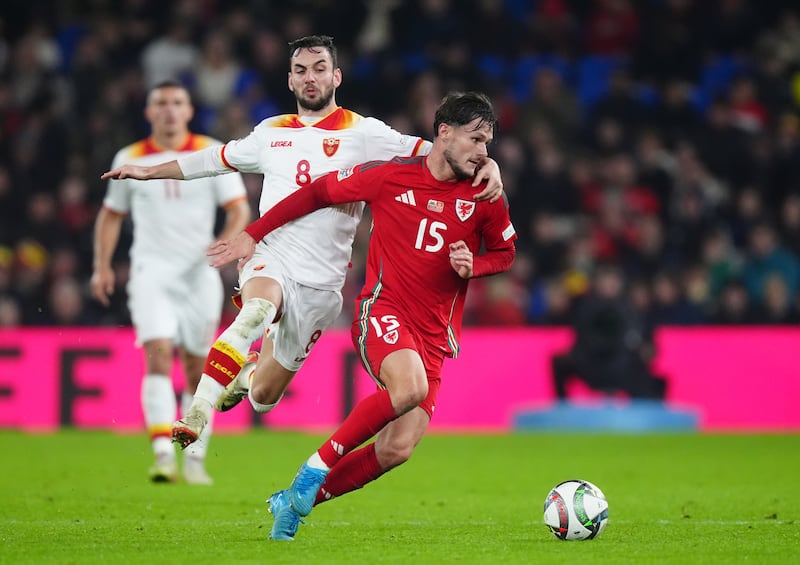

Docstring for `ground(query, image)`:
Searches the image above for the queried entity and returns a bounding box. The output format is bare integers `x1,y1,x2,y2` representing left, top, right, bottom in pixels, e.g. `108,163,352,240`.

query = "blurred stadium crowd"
2,0,800,329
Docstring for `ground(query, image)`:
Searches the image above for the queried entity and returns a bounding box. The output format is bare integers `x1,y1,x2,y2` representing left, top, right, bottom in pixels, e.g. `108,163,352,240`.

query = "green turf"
0,430,797,564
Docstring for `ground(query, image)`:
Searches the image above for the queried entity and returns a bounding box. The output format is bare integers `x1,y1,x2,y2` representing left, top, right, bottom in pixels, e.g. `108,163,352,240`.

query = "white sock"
141,374,176,455
191,376,223,419
307,452,330,471
152,437,174,459
182,391,213,458
248,389,281,414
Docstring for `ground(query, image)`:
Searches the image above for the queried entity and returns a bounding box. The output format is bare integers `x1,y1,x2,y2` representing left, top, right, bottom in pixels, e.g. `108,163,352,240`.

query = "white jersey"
104,134,247,274
179,107,431,290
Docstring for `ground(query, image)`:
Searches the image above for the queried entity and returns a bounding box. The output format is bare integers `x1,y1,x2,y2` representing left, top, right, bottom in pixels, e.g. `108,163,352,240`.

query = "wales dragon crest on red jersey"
455,199,476,221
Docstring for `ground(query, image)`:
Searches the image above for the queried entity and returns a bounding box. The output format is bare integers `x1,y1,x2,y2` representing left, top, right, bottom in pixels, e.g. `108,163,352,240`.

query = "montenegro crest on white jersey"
323,137,340,157
455,199,475,222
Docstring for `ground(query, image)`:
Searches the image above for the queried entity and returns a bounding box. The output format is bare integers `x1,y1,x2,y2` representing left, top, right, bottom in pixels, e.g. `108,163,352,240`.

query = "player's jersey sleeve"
471,195,517,277
359,117,431,161
103,149,133,214
482,195,517,250
197,135,249,204
326,161,389,204
178,120,276,178
216,121,271,174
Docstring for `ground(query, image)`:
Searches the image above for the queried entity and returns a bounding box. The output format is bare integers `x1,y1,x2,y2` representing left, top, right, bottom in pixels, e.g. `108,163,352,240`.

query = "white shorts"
239,246,343,372
127,261,223,357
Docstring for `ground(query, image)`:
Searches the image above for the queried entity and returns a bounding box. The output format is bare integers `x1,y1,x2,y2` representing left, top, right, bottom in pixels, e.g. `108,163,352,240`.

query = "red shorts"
351,303,445,419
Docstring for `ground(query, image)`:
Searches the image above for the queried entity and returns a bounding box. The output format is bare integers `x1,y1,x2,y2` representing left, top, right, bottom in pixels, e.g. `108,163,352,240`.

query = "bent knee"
377,442,415,470
391,383,428,414
250,381,283,405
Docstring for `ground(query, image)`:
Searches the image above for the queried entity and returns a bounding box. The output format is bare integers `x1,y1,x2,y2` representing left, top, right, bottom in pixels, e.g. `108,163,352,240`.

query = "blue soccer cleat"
268,490,304,541
287,462,328,517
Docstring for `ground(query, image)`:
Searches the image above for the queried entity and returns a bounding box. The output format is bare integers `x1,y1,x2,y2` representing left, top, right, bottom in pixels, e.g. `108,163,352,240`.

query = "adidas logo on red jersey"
395,190,416,206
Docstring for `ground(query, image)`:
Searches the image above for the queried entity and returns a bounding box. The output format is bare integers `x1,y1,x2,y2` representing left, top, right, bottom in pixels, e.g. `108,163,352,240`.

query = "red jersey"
246,155,517,356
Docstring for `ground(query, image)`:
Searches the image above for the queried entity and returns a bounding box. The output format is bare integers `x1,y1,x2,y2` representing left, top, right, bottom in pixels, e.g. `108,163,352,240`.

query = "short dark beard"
296,88,334,112
444,148,474,181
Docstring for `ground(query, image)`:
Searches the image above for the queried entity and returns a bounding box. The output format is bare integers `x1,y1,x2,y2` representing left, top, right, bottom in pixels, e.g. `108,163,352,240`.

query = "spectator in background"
633,0,702,83
624,215,679,281
527,276,573,326
585,153,660,262
550,263,666,401
756,273,800,324
778,194,800,257
767,113,800,209
633,128,675,216
705,0,760,54
585,0,639,56
727,186,767,250
517,144,580,228
40,277,96,326
651,79,699,147
0,294,22,327
191,30,243,115
589,67,650,134
709,278,759,324
728,74,768,134
741,221,800,302
140,20,198,88
516,67,581,151
692,95,751,189
700,226,742,300
527,212,570,280
650,270,705,325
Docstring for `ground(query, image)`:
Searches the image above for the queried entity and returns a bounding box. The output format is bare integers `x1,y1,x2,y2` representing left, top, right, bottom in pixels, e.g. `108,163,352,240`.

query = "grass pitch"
0,430,797,564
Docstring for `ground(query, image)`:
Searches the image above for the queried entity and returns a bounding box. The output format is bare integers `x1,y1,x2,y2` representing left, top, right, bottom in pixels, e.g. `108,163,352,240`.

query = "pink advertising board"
0,327,798,432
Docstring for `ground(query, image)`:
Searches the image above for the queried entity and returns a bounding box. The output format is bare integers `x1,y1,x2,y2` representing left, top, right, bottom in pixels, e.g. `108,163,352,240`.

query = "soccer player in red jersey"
102,36,504,455
209,91,517,540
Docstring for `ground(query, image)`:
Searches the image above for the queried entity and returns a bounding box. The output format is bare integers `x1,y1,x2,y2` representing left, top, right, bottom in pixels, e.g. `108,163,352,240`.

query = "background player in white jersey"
91,80,250,484
100,36,503,450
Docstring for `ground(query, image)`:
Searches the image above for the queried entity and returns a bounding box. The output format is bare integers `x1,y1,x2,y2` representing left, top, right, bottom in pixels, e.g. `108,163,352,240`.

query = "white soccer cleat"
214,351,259,412
182,455,213,486
172,407,208,449
148,453,178,483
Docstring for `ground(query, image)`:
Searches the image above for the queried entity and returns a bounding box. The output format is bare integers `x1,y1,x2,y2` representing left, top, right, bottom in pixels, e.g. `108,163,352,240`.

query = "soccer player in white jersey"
91,80,250,484
100,36,503,453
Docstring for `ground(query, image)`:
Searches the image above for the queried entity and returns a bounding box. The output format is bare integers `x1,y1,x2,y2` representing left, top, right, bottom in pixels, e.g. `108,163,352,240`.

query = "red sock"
317,389,396,468
315,443,384,506
203,342,244,386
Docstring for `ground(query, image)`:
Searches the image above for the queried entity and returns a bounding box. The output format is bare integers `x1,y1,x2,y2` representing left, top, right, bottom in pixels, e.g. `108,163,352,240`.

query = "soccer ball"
543,479,609,541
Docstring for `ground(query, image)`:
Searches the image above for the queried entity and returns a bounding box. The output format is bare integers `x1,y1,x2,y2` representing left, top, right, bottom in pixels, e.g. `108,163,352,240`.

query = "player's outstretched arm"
100,160,184,181
208,231,256,268
209,173,340,268
472,157,503,203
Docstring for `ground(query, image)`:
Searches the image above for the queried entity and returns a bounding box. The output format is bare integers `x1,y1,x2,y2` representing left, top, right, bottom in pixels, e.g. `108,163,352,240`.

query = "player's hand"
100,164,150,180
473,157,503,203
90,267,115,306
208,231,256,268
449,241,473,279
